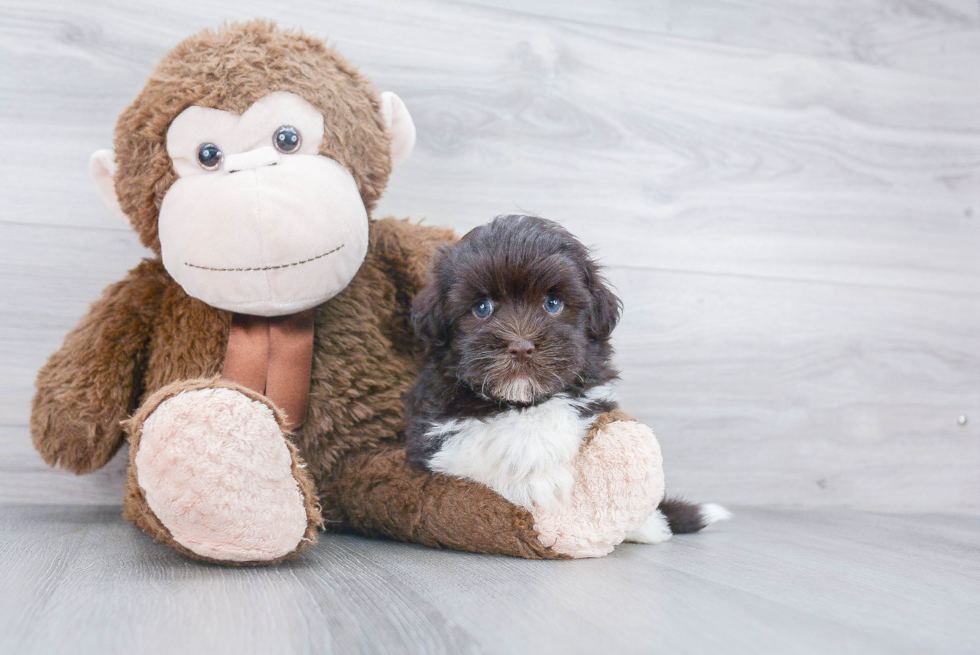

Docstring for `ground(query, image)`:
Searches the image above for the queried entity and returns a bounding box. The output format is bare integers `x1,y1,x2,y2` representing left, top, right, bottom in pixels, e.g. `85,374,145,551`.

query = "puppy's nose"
508,339,535,363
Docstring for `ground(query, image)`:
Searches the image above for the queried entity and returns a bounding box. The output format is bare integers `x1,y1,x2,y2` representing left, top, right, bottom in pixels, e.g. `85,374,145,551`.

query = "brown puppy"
405,215,729,537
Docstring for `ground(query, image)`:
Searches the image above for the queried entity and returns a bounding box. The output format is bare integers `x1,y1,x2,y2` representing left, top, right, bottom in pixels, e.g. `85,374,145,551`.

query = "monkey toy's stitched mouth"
183,244,345,272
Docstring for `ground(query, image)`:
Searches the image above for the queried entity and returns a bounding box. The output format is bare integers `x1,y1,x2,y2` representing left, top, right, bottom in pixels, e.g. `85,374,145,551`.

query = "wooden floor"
1,505,976,654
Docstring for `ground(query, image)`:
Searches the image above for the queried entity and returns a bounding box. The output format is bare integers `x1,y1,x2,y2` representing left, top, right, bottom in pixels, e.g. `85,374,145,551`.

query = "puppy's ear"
411,280,449,346
585,264,622,341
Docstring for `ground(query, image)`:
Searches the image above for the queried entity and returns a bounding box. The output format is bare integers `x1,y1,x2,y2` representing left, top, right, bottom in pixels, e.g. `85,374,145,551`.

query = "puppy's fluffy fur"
405,215,728,535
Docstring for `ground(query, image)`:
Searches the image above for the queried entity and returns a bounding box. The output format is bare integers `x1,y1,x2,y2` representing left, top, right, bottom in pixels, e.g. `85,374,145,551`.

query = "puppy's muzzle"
507,339,535,364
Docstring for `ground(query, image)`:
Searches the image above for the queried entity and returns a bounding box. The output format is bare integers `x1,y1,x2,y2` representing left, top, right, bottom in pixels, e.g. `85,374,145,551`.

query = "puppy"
404,214,729,542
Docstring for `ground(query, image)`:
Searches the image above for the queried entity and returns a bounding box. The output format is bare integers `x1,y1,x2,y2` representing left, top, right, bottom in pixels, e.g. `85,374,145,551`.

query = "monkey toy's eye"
473,299,494,319
197,143,223,171
273,125,302,153
543,295,563,314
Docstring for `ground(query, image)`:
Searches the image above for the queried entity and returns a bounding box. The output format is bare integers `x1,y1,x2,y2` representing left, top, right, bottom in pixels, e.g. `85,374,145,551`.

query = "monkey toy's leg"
323,410,665,559
124,381,660,562
122,378,323,565
530,411,666,557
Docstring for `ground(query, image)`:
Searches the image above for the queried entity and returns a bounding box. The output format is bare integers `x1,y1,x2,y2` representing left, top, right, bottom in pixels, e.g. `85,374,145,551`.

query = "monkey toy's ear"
89,149,129,224
411,281,449,346
380,91,416,169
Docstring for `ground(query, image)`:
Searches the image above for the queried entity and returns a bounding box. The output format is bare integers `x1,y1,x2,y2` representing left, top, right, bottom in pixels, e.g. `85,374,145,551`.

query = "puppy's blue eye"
543,295,563,314
473,299,494,319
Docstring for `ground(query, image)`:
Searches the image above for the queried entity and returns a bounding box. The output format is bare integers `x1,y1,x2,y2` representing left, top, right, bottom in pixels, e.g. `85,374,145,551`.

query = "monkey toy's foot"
123,378,322,564
531,412,665,558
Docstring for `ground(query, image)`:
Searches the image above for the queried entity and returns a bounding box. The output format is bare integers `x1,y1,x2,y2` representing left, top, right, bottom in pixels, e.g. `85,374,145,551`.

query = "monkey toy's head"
90,21,416,316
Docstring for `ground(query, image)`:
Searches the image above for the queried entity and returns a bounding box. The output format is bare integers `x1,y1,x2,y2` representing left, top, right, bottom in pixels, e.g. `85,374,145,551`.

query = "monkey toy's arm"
327,444,565,557
325,411,665,559
31,259,167,474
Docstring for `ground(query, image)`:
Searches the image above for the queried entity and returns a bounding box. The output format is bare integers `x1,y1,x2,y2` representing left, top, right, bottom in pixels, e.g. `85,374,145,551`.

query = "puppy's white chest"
426,386,614,509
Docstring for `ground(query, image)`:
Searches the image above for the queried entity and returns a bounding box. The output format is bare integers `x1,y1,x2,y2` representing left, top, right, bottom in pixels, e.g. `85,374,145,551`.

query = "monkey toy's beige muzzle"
158,151,369,317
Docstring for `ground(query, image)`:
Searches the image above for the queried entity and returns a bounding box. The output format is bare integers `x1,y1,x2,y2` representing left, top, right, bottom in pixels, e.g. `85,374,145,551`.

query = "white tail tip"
700,503,733,525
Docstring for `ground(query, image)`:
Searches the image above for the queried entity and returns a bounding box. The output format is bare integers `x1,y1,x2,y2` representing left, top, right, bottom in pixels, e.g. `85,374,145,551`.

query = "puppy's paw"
521,466,575,510
478,465,574,510
532,417,665,558
624,509,672,544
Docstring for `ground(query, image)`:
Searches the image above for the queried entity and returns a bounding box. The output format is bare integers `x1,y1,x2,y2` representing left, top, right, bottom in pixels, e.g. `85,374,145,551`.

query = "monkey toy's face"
160,91,369,316
91,36,416,318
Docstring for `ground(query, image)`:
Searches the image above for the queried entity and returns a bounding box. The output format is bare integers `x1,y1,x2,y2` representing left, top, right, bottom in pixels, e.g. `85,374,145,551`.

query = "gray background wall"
1,0,977,511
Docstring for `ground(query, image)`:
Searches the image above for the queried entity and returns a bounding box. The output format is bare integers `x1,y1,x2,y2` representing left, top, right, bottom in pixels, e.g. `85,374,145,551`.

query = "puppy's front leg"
419,410,585,511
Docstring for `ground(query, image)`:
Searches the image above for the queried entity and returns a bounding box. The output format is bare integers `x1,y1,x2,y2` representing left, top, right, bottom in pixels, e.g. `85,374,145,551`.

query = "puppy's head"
412,214,621,404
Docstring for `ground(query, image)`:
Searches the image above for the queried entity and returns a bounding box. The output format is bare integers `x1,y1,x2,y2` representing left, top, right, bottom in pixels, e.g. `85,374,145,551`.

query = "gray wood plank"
612,266,980,511
2,221,977,509
0,0,978,510
1,505,977,655
2,0,977,291
455,0,980,81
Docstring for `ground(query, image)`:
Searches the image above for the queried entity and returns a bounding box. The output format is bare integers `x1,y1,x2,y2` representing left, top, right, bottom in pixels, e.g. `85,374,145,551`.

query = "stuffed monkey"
31,21,665,564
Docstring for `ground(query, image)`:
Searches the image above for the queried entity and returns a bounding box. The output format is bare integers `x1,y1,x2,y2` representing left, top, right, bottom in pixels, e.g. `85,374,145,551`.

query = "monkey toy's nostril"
507,339,535,363
224,146,281,173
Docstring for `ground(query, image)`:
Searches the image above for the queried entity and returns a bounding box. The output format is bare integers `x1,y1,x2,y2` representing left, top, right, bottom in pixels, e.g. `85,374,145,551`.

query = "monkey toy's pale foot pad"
533,419,665,558
131,381,319,563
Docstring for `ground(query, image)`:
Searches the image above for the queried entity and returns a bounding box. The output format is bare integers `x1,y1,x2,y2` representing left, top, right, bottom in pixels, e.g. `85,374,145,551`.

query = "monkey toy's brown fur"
31,21,664,564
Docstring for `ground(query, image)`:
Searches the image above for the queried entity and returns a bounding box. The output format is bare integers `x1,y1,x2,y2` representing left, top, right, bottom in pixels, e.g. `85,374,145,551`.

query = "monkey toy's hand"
530,411,665,558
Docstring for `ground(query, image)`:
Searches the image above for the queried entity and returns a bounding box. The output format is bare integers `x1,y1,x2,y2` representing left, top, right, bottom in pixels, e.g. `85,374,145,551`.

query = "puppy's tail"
658,496,732,534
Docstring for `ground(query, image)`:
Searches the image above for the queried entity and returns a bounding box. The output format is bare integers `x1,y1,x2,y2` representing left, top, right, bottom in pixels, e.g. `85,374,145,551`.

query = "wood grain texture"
456,0,980,82
0,505,977,654
0,0,978,509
